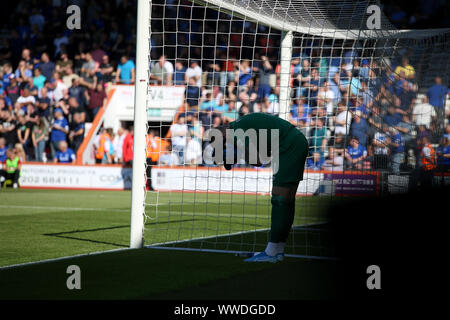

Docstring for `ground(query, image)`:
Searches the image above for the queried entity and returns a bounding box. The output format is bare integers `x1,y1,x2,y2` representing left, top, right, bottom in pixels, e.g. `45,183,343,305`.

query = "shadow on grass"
43,218,198,248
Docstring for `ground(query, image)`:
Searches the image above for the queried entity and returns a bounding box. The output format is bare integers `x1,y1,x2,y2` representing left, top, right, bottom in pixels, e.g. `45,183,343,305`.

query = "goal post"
130,0,151,249
279,30,294,120
130,0,450,255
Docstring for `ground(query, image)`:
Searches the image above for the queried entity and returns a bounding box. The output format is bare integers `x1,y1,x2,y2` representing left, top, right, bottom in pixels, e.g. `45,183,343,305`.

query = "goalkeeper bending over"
216,113,308,263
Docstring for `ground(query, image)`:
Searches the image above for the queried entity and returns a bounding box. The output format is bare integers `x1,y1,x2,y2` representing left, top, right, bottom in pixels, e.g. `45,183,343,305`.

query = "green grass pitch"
0,189,338,299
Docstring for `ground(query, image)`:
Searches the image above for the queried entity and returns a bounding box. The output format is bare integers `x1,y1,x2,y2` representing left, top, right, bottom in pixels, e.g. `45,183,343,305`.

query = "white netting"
136,0,450,258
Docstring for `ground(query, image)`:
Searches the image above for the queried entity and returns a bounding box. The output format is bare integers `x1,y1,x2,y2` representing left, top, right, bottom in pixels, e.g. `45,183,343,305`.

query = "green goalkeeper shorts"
272,128,308,187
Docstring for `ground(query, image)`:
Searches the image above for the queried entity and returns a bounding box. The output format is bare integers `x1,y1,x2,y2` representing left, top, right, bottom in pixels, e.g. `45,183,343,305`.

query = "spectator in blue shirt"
69,112,85,153
307,68,321,107
23,77,38,96
199,92,218,112
427,76,449,134
291,54,302,77
389,128,405,174
174,60,187,85
390,5,407,27
50,108,69,159
38,53,56,80
437,136,450,171
0,138,7,162
306,151,324,170
355,97,369,118
383,106,402,127
345,136,368,170
214,97,229,113
2,63,14,88
343,49,358,65
116,55,135,84
185,77,201,109
396,81,416,114
427,77,449,109
15,60,33,82
350,110,369,147
256,55,274,100
328,55,341,79
359,59,370,80
238,60,252,86
1,95,13,110
54,141,76,164
29,8,45,31
37,90,51,119
68,78,86,107
290,98,310,128
16,17,30,40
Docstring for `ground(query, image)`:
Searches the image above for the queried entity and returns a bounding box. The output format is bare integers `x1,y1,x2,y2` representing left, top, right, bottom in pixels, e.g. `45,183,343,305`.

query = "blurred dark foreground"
329,185,449,300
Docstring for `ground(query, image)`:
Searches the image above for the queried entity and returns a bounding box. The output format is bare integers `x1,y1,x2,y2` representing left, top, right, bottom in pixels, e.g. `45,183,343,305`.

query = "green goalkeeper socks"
269,194,296,243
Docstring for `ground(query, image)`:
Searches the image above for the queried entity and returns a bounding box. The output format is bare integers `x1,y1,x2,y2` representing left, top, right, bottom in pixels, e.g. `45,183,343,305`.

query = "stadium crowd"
0,0,449,188
0,0,139,167
143,53,450,175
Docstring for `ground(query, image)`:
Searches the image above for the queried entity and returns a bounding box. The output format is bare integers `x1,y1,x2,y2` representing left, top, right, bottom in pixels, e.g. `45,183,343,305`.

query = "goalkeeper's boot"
276,253,284,262
244,252,277,263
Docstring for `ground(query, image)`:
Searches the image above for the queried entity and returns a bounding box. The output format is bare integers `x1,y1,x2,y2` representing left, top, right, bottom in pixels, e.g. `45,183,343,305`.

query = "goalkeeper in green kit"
213,112,308,263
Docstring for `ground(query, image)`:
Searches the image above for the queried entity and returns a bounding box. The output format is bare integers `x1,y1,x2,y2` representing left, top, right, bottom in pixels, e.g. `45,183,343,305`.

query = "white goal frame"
130,0,150,248
129,0,450,250
130,0,300,249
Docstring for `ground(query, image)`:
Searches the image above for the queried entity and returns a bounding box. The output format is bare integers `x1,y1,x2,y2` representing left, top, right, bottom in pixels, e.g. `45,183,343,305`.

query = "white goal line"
147,222,335,261
147,221,329,248
0,221,331,270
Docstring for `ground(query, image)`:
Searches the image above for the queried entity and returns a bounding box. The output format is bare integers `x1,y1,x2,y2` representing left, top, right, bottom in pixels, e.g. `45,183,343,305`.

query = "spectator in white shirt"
185,60,202,87
163,57,174,81
412,96,436,129
50,71,68,102
334,103,352,136
112,127,126,163
16,88,36,108
185,136,203,165
323,147,344,171
159,142,180,166
169,115,189,162
150,55,173,85
318,80,335,115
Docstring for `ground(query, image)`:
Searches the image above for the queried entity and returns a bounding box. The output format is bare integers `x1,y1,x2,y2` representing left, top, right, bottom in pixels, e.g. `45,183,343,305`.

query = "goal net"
130,0,450,259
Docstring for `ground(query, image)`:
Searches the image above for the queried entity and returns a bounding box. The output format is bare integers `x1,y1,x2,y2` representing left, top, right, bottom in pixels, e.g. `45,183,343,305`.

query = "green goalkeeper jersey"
229,112,304,154
229,113,308,185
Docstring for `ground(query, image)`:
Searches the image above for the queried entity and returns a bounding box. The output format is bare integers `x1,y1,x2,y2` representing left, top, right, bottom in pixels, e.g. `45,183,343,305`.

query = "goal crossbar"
196,0,450,40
